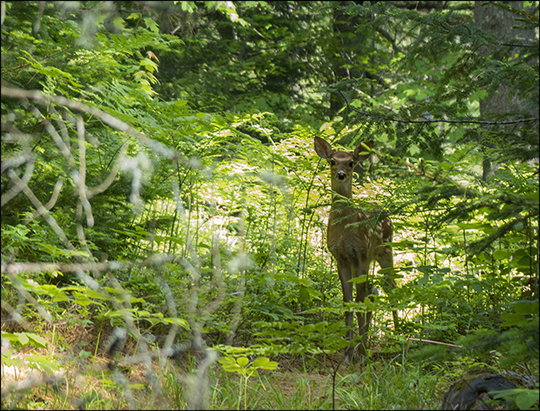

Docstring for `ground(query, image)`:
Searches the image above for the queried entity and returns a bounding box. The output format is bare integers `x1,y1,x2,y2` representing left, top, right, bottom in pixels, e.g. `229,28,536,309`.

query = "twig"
337,90,538,125
405,335,464,362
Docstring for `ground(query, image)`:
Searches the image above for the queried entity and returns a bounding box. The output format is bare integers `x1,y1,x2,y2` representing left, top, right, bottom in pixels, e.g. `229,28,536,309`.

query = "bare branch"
87,142,128,198
77,114,94,228
1,300,32,331
27,103,76,167
48,105,70,147
6,171,81,258
1,85,183,163
23,178,64,225
1,160,35,207
3,254,180,275
76,200,95,265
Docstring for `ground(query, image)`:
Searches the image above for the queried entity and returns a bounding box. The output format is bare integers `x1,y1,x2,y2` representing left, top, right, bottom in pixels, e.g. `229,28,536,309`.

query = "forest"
1,1,538,409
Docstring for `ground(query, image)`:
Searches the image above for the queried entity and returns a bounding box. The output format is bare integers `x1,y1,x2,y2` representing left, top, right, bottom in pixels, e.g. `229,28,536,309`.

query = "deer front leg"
355,265,373,359
337,261,355,361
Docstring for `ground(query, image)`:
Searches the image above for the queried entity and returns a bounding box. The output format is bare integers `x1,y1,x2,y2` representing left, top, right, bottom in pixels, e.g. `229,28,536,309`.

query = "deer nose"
337,170,346,180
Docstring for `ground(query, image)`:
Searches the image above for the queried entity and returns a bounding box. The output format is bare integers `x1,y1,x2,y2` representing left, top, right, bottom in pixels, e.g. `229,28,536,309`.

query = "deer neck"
330,180,355,217
331,181,352,199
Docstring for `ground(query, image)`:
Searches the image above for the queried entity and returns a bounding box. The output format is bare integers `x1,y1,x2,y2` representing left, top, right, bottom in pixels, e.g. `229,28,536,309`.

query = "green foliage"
219,355,278,377
1,331,48,350
1,1,538,409
493,388,539,411
456,300,539,367
218,353,278,410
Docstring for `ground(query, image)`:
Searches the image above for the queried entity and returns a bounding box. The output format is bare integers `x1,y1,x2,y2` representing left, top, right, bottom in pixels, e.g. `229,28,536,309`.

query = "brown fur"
314,137,398,361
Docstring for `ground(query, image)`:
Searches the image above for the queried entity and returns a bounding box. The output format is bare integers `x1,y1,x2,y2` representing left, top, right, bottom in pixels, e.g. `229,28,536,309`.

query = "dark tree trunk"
474,1,536,180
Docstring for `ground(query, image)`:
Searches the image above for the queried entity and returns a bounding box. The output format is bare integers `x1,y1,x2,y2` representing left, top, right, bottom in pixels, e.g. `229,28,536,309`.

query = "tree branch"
1,84,185,164
338,90,538,125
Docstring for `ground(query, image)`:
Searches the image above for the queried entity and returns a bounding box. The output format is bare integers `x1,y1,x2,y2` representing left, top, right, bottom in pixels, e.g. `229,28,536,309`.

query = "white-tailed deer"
314,136,398,361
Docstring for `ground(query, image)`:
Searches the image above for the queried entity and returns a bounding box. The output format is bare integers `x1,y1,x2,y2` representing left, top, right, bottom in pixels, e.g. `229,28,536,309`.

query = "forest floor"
2,342,452,409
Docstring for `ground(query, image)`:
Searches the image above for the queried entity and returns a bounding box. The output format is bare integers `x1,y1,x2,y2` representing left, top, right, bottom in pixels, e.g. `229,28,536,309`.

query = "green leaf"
126,13,141,21
469,90,487,103
493,388,539,411
237,356,249,367
79,350,92,359
41,285,70,302
143,17,160,34
494,249,510,260
180,1,196,12
26,333,48,349
112,16,126,31
515,255,532,267
409,144,420,155
218,356,237,366
252,357,278,370
471,283,483,292
298,286,310,303
16,332,29,345
515,389,539,410
500,313,527,326
349,275,368,284
72,292,95,307
511,300,539,315
163,317,190,330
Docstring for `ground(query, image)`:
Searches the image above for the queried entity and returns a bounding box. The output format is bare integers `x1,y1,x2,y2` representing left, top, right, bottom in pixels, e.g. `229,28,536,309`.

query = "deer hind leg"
337,261,355,361
376,246,399,331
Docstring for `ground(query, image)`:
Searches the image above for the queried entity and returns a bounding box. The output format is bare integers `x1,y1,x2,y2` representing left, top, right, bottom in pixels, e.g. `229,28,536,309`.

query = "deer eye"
330,159,336,166
349,161,354,167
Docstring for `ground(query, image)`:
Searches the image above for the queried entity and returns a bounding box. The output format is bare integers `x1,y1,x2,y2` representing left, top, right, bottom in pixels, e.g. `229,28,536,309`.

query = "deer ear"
354,141,373,162
314,137,333,160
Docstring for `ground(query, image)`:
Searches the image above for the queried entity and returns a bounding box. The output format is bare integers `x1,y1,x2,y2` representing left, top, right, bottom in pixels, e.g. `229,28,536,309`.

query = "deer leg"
355,260,373,359
377,247,399,331
337,261,354,361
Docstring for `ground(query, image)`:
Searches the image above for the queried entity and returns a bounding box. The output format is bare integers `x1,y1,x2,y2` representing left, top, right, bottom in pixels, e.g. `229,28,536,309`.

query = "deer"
314,136,398,362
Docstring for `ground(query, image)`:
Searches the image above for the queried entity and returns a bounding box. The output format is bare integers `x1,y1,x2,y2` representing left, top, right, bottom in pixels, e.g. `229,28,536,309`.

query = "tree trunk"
474,1,536,180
